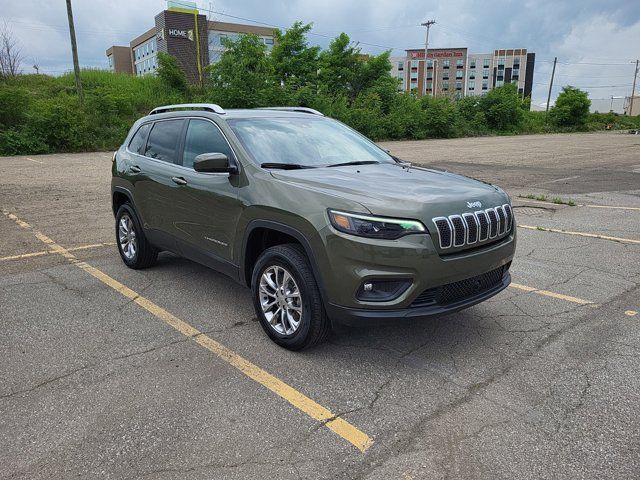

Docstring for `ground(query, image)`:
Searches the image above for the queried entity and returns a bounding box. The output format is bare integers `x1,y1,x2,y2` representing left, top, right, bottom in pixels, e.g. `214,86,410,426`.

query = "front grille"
432,204,513,250
410,265,507,308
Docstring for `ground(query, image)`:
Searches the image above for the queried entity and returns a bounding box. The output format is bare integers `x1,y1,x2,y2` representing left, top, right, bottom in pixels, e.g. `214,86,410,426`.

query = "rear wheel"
115,203,157,269
251,244,330,350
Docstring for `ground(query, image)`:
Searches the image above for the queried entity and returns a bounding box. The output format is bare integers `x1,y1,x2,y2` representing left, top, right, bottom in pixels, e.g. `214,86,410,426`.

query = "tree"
549,86,590,127
271,22,320,88
317,33,360,98
156,52,188,93
478,82,525,131
207,34,277,108
0,21,24,78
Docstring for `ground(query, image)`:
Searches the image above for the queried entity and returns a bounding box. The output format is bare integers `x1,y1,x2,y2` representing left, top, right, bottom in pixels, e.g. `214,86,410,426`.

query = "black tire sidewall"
251,247,318,349
115,204,143,267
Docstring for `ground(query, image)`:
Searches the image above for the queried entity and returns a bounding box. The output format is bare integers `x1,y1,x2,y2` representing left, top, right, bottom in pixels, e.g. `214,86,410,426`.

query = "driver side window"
182,119,234,169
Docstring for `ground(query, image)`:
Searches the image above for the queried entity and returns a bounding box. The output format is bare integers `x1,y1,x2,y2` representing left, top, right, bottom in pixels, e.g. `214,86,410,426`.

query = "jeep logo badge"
466,201,482,209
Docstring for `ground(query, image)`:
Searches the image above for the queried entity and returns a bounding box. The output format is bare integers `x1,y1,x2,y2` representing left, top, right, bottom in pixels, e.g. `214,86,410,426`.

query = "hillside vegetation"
0,23,638,155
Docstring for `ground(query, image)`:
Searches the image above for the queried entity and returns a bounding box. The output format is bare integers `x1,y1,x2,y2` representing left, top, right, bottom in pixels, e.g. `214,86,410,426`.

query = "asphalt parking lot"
1,131,639,479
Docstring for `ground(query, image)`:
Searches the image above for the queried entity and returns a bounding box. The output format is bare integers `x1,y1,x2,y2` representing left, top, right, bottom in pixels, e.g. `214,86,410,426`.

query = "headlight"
328,210,426,240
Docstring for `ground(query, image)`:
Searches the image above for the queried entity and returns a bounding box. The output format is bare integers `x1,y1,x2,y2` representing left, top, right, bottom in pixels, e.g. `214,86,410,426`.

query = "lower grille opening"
410,265,508,308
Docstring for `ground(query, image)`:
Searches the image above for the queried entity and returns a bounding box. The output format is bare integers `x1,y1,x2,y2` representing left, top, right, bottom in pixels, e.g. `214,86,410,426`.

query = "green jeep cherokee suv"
111,104,515,350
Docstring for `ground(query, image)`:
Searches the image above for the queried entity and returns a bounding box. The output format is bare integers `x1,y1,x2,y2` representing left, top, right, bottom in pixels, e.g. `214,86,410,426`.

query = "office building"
392,46,535,99
106,2,275,83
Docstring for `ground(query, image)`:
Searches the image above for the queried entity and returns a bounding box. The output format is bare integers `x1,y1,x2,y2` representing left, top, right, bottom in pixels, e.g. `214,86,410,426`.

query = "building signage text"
409,51,464,59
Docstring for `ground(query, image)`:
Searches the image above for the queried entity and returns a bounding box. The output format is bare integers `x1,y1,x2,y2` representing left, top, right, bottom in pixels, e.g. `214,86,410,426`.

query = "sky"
1,0,639,108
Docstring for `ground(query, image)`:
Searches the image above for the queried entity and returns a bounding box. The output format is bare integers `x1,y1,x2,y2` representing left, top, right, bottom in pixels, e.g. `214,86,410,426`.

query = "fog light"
356,279,411,302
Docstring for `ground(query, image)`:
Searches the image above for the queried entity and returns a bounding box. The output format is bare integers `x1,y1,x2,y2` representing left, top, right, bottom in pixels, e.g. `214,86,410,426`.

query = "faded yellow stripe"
518,224,640,245
1,210,373,453
510,282,594,305
0,243,115,262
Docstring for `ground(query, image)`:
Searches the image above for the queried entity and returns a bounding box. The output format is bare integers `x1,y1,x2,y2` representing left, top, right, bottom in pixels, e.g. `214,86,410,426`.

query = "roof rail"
149,103,226,115
259,107,324,116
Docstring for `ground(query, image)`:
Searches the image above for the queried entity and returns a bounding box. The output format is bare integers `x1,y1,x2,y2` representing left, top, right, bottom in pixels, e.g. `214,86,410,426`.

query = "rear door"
133,118,187,246
170,118,242,265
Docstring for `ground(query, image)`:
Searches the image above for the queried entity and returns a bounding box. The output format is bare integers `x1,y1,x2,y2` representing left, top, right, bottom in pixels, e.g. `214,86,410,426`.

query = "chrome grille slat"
496,206,507,235
432,205,511,250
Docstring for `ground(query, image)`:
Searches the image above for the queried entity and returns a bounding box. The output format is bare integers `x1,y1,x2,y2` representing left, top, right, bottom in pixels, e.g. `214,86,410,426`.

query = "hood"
270,163,509,222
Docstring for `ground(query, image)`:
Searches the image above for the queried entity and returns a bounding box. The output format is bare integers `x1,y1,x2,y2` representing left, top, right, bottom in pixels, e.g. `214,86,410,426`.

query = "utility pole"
65,0,83,102
545,56,557,113
629,59,639,116
421,20,436,96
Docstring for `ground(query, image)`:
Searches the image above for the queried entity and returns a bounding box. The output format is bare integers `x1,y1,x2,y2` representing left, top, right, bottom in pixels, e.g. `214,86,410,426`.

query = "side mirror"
193,153,238,174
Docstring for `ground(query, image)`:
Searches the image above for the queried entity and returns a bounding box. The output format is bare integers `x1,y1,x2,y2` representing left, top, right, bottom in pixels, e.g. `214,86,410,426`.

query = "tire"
115,203,158,269
251,244,331,350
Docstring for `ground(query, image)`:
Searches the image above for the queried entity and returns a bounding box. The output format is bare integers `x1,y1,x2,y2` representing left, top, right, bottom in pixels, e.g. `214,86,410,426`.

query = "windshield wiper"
261,163,315,170
325,160,380,168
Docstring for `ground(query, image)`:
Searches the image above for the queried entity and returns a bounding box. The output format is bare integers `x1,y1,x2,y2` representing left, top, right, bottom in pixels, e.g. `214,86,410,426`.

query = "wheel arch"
240,220,328,304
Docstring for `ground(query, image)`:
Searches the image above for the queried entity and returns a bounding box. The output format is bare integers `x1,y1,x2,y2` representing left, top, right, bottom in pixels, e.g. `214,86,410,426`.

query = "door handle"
171,176,187,185
129,165,141,173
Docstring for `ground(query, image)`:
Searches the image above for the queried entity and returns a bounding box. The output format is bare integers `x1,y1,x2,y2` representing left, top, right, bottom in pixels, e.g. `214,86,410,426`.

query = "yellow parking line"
509,282,595,306
1,209,373,453
25,157,44,164
516,198,640,211
0,243,115,262
625,310,638,317
518,224,640,245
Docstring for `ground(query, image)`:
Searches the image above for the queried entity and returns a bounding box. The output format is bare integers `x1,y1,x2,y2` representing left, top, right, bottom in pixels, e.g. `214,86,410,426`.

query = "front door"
170,118,242,266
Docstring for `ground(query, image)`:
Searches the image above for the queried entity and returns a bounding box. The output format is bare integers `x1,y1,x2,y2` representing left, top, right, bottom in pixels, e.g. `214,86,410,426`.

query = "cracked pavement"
1,132,639,479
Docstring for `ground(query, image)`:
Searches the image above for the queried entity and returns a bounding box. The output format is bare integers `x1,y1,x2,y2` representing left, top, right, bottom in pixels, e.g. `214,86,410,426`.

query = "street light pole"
629,59,639,116
65,0,83,103
421,20,435,96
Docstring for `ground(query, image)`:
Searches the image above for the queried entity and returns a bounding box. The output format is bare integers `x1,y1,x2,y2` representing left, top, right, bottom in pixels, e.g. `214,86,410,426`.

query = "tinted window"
182,119,234,169
128,123,150,154
144,119,185,162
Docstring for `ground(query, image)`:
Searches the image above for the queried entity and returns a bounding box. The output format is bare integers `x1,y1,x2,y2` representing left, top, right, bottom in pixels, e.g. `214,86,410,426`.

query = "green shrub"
549,86,590,127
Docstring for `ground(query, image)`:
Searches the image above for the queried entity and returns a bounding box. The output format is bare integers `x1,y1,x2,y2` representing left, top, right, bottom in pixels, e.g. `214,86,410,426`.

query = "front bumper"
328,270,511,326
316,224,516,311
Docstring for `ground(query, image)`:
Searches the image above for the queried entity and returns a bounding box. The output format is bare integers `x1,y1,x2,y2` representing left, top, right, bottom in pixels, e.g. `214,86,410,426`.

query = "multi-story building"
106,3,275,83
393,47,535,99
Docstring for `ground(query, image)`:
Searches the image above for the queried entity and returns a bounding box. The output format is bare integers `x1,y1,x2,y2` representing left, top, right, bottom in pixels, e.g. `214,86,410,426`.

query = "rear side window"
182,119,234,169
144,119,186,162
128,123,150,155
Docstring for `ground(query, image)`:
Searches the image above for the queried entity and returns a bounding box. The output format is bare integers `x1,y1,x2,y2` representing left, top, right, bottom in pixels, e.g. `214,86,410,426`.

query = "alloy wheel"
259,265,302,335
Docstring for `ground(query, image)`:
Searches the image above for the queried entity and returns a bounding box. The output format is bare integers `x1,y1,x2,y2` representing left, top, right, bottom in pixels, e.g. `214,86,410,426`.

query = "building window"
426,59,433,68
397,61,404,71
442,59,450,68
410,71,418,80
426,71,433,79
456,81,462,90
456,70,463,79
496,80,504,87
442,81,449,91
456,59,463,68
468,80,475,90
411,60,419,68
469,72,475,79
442,71,449,80
483,58,490,68
426,81,433,91
482,81,488,90
483,69,489,79
497,57,505,69
470,60,476,69
410,80,418,91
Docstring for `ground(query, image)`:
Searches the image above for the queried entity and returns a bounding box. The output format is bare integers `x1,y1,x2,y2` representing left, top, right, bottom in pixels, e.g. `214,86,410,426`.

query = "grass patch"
521,193,549,202
551,197,576,206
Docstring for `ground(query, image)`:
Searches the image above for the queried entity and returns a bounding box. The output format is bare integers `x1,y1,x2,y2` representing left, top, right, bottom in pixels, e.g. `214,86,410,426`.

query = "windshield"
227,117,395,168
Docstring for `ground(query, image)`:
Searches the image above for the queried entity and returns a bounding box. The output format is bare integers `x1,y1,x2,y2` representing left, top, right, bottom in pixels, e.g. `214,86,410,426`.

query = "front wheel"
251,244,331,350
